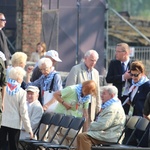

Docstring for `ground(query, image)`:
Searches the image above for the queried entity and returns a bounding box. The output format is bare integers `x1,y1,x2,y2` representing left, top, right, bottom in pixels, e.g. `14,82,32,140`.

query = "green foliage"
108,0,150,20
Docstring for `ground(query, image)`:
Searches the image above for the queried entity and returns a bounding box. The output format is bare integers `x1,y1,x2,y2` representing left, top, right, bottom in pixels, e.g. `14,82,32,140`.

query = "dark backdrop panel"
57,0,106,74
42,10,59,51
42,0,106,74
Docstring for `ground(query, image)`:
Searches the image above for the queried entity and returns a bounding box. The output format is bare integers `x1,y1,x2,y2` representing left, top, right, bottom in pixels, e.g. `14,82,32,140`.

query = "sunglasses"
130,73,140,77
0,19,6,22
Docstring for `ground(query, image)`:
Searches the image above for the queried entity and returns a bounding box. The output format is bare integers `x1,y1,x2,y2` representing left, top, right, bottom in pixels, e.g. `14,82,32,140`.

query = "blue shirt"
27,71,62,104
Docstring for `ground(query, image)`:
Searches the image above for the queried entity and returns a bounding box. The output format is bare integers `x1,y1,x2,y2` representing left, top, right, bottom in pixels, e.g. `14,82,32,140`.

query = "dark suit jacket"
0,30,10,67
132,81,150,116
143,92,150,116
106,59,132,100
30,66,42,82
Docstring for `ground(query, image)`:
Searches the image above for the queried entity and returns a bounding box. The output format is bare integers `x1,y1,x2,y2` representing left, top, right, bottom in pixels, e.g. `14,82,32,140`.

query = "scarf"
128,76,149,102
42,72,56,91
128,76,149,94
6,78,21,96
75,84,91,104
101,97,120,110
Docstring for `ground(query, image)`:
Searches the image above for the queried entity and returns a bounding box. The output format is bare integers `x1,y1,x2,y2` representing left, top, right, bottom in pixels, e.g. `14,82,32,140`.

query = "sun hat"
45,50,62,62
26,86,39,93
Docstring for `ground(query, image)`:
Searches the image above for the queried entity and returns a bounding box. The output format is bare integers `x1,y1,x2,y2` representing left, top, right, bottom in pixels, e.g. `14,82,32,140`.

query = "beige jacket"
65,62,101,121
20,100,43,139
87,101,126,142
2,88,32,134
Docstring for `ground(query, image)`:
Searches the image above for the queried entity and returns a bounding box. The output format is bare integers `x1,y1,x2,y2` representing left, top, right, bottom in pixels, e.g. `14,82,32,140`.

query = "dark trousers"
0,126,20,150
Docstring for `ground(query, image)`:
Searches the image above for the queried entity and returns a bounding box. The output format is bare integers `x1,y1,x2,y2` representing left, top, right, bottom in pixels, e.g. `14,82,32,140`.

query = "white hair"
84,50,99,59
38,57,52,68
101,85,118,97
9,67,26,80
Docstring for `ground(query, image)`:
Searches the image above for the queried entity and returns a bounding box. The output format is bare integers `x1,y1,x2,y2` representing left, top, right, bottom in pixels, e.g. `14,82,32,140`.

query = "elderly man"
106,43,132,114
0,13,11,67
76,85,126,150
65,50,101,131
19,86,43,139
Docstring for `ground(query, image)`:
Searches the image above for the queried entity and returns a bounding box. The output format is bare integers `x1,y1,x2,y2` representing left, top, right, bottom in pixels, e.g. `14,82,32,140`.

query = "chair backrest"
126,116,141,130
34,112,54,137
40,113,64,141
62,117,85,147
122,115,141,145
134,117,150,146
50,113,65,126
116,115,132,143
49,115,75,143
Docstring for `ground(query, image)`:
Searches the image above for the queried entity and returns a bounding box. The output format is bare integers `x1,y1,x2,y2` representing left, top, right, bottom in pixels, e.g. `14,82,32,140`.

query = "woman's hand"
43,97,56,111
29,131,34,139
43,105,48,111
62,101,72,110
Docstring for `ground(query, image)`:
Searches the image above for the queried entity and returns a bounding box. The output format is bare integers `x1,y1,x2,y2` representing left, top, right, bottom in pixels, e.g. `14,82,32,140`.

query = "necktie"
121,62,125,74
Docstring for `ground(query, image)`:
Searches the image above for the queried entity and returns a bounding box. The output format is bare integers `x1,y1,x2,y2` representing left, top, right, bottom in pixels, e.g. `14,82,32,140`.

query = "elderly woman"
128,61,150,117
126,61,150,147
0,67,33,150
7,52,28,89
11,52,27,68
54,80,97,119
26,57,62,110
48,80,97,145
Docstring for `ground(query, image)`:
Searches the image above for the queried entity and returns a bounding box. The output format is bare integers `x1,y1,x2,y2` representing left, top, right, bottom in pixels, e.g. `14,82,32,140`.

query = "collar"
122,58,130,66
83,63,93,72
27,100,38,107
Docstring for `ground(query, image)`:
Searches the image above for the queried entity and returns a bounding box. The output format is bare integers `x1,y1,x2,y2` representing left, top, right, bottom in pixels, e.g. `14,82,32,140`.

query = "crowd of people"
0,12,150,150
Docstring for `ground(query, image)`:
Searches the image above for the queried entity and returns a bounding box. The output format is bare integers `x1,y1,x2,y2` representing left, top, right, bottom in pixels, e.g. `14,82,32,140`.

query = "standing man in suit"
0,13,11,68
65,50,101,132
19,86,43,139
106,43,132,114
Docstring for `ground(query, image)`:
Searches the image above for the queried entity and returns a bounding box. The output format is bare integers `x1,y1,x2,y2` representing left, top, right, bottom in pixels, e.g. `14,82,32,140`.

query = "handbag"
43,73,58,112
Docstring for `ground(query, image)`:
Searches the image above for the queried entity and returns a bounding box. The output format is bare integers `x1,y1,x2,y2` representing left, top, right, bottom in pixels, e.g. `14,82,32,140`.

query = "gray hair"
9,67,26,80
38,57,52,68
84,50,99,59
101,85,118,97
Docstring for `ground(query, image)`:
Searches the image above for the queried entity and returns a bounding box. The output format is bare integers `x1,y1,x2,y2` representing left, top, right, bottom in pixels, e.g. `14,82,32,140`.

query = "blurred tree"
108,0,150,19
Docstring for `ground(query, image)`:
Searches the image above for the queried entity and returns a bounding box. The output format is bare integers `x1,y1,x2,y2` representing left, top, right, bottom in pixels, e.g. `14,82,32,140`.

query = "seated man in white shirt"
20,86,44,139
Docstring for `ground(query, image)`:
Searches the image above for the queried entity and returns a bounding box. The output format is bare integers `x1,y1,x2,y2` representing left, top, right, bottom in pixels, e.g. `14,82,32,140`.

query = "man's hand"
124,71,132,80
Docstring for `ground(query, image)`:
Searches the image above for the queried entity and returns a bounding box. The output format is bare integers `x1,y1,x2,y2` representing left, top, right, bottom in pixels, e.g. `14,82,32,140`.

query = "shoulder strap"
49,73,57,93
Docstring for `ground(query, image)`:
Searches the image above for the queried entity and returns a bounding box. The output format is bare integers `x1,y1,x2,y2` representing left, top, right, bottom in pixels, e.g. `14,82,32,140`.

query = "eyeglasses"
40,67,50,72
130,73,140,77
0,19,6,22
115,50,125,53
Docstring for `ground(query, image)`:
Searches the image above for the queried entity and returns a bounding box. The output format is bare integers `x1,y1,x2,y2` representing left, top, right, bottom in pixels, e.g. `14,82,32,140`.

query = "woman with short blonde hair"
11,52,27,68
0,67,33,150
